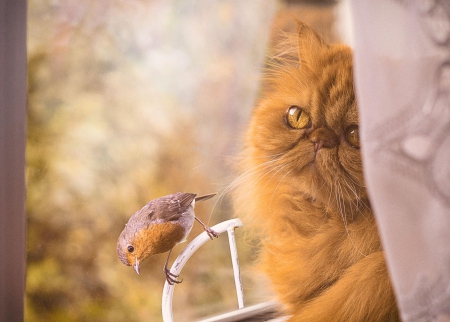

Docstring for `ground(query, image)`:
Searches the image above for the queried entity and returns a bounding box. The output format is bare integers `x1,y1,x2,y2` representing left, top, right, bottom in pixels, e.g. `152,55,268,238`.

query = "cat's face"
243,24,367,217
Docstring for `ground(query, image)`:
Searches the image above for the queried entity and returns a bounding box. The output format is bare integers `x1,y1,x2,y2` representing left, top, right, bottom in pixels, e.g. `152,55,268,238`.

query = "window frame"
0,0,27,320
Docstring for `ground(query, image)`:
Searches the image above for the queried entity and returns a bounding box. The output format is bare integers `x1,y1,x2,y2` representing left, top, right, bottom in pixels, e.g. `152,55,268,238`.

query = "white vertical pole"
227,225,245,309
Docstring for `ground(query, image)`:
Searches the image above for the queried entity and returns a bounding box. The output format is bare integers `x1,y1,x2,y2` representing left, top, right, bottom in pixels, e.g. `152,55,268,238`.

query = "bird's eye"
127,245,134,253
346,125,360,149
285,106,311,129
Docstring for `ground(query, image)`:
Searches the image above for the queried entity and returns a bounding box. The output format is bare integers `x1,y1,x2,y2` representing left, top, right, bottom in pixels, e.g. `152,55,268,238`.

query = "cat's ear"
296,20,328,68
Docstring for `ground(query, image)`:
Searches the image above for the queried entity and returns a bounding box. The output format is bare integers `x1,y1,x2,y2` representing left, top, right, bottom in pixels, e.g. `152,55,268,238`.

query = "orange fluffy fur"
234,22,399,321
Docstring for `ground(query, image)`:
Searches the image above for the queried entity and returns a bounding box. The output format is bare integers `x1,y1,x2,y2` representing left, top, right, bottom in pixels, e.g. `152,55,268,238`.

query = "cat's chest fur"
262,194,381,299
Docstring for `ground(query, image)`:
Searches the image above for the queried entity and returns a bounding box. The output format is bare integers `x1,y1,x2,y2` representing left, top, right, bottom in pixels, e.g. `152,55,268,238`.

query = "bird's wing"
154,192,197,222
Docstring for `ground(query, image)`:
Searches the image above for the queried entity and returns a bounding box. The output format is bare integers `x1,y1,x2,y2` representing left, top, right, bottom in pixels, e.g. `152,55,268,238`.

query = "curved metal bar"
162,218,243,322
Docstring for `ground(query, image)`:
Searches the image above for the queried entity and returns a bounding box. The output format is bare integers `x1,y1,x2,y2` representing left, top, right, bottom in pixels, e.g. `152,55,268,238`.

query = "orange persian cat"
234,22,399,321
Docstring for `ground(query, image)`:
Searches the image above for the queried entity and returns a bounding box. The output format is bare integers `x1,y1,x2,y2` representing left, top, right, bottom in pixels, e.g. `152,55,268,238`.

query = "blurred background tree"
26,0,340,321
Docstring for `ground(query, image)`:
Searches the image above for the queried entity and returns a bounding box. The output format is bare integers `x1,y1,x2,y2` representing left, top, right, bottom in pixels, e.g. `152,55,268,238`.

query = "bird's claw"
164,266,182,285
205,227,219,240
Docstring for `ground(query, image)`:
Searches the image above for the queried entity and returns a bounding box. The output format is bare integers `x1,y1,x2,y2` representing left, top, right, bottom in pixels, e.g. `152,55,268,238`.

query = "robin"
116,192,219,284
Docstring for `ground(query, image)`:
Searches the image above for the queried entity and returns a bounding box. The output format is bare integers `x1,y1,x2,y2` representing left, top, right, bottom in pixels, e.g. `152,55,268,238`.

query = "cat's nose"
309,127,338,152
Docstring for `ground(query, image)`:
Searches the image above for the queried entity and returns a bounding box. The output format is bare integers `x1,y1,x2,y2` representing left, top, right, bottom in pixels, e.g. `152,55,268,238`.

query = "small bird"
117,192,219,284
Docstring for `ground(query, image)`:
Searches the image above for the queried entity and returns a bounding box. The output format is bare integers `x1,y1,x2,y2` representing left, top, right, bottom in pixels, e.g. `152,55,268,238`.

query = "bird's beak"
133,257,140,275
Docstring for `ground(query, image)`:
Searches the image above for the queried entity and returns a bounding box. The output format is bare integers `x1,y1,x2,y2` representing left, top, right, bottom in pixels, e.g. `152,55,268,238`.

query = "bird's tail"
194,193,217,202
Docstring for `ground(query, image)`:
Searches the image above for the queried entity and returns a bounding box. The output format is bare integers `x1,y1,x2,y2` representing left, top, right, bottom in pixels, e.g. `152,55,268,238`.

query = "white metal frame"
162,218,244,322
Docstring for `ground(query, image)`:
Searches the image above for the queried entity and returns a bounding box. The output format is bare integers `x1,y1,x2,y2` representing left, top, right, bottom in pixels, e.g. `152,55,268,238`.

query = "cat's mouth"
313,142,327,161
288,141,325,170
307,141,333,165
314,142,323,154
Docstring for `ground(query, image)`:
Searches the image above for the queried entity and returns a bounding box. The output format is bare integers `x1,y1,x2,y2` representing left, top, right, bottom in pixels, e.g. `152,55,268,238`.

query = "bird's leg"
195,217,219,240
163,249,182,285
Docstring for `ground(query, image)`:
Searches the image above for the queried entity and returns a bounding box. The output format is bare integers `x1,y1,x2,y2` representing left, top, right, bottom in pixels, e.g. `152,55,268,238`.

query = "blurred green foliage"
26,0,276,321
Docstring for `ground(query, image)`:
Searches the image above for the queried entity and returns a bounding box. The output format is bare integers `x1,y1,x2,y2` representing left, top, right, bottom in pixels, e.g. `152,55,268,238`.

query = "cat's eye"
285,106,311,129
346,125,360,148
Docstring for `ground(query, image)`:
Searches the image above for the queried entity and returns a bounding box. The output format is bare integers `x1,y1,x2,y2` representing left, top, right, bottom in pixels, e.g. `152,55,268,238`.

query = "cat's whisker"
212,152,285,161
210,158,283,216
341,177,371,222
222,158,281,194
191,152,284,173
336,181,351,238
335,179,368,257
342,177,359,200
335,181,349,231
340,178,358,221
326,178,334,213
268,165,294,209
243,160,288,202
343,170,365,190
317,176,328,192
260,162,290,194
335,180,346,225
209,155,287,218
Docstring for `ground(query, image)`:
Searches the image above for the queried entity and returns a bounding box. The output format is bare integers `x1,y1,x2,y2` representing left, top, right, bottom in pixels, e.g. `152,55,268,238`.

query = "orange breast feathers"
135,221,187,258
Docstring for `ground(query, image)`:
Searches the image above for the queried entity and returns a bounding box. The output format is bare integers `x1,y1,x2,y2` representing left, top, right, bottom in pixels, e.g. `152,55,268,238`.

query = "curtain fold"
350,1,450,321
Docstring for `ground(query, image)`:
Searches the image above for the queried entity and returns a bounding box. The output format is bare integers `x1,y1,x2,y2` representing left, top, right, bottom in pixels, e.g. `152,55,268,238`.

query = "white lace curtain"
349,1,450,321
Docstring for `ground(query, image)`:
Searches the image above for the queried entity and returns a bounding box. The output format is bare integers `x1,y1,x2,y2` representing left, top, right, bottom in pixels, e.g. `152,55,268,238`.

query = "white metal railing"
198,301,284,322
161,218,244,322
